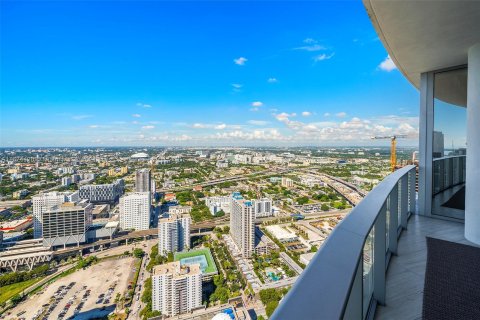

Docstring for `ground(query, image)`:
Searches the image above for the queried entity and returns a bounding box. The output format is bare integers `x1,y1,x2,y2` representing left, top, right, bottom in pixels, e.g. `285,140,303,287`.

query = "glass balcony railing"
432,155,466,195
271,165,417,320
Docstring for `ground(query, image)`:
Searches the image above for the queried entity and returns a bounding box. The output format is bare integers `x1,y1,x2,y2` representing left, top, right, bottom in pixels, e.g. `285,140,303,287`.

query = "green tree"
133,248,145,258
265,300,279,317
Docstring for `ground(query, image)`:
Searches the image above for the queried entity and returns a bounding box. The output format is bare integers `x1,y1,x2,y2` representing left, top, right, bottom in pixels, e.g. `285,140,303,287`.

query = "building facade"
42,201,93,248
33,191,79,238
252,198,273,218
281,177,294,188
230,192,255,258
158,213,190,256
151,261,202,316
79,179,124,203
119,192,151,231
135,169,151,193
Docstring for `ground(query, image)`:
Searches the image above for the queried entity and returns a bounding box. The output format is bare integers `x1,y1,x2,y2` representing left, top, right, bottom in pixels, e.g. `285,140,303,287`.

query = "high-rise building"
152,261,202,316
79,179,124,203
61,176,72,186
158,213,190,255
252,198,273,218
42,200,93,248
230,192,255,258
119,192,151,231
433,131,445,158
33,191,79,238
281,177,294,188
135,169,151,193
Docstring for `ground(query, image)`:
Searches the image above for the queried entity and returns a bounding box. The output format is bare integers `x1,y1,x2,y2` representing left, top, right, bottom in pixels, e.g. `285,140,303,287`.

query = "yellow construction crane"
373,135,407,172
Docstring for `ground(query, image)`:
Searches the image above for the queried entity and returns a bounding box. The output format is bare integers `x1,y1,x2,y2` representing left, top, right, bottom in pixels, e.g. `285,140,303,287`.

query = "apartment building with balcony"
273,2,480,319
151,261,202,316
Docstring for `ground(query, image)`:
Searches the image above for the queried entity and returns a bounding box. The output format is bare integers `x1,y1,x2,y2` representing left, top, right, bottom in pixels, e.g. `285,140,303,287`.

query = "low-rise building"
169,205,192,215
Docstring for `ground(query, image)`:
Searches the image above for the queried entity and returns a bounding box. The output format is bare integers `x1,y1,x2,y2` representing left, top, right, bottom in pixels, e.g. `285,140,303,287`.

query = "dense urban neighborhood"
0,147,416,319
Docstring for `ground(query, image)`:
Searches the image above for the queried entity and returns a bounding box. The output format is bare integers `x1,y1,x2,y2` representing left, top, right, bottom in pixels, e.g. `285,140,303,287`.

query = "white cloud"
250,101,264,112
248,120,269,126
72,115,92,120
324,112,331,117
132,121,139,124
192,123,207,129
141,125,155,130
313,53,335,62
88,125,99,128
302,111,312,117
234,57,248,66
231,83,243,89
191,123,237,130
267,77,278,83
336,112,347,118
214,124,227,130
379,55,397,72
132,114,141,118
136,102,152,108
303,38,318,44
272,112,419,142
295,38,325,51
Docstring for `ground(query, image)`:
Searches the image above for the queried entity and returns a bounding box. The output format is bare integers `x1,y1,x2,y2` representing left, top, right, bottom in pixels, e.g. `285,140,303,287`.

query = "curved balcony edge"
271,165,417,320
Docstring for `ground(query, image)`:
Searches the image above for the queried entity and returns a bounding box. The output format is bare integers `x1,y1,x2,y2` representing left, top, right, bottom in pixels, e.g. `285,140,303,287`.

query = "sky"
0,0,424,147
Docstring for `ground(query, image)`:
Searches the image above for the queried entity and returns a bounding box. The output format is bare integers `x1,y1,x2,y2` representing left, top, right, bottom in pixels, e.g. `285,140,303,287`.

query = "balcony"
271,164,476,319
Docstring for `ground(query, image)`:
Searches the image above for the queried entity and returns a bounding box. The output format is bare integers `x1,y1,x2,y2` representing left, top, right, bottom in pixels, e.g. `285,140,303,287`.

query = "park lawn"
0,278,41,305
174,248,217,274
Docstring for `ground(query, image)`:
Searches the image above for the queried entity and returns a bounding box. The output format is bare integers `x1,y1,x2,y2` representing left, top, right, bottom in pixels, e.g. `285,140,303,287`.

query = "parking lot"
5,256,136,320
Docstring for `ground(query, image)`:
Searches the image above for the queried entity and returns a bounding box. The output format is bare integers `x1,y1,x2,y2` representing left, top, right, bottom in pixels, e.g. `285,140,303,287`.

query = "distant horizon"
0,144,419,150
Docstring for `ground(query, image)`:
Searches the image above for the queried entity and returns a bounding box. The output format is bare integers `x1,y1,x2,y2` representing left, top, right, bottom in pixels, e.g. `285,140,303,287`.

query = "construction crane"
372,135,407,172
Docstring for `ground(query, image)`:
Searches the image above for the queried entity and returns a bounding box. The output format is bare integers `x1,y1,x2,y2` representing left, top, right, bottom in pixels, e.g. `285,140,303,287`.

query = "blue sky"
1,0,422,147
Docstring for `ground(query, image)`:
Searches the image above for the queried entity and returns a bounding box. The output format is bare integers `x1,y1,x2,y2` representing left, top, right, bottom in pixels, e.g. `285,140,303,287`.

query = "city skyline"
1,1,420,147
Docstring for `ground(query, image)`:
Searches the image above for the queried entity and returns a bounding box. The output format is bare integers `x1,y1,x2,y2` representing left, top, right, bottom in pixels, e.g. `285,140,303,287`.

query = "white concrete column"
465,43,480,245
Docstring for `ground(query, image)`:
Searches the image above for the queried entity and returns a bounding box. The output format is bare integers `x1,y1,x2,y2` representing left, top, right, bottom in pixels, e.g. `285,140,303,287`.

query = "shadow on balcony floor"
375,214,475,320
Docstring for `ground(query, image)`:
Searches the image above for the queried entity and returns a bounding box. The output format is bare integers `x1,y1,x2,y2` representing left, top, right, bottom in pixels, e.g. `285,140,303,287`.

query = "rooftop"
174,248,218,275
152,260,201,277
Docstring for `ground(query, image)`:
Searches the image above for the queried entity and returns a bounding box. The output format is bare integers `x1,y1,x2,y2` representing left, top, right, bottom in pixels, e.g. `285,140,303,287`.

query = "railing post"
389,185,399,254
373,204,386,306
408,169,416,215
400,176,409,229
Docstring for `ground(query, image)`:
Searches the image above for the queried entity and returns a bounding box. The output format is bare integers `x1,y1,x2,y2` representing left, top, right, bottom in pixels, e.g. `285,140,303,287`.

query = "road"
279,252,303,275
260,276,299,290
158,167,295,193
127,240,156,319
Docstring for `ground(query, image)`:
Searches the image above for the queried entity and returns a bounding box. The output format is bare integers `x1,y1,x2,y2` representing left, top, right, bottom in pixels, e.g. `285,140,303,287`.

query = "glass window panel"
363,226,375,318
432,68,467,219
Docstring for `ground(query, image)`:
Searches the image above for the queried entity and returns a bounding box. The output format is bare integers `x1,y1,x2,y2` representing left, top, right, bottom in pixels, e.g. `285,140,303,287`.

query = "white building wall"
119,192,151,231
158,215,190,255
33,191,78,238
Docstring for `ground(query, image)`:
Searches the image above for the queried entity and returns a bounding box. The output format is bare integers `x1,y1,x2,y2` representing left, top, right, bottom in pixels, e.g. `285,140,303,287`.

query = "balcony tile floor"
375,214,474,320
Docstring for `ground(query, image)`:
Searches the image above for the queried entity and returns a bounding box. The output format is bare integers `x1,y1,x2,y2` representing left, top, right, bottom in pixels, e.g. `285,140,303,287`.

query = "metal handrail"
272,165,416,320
432,155,466,195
